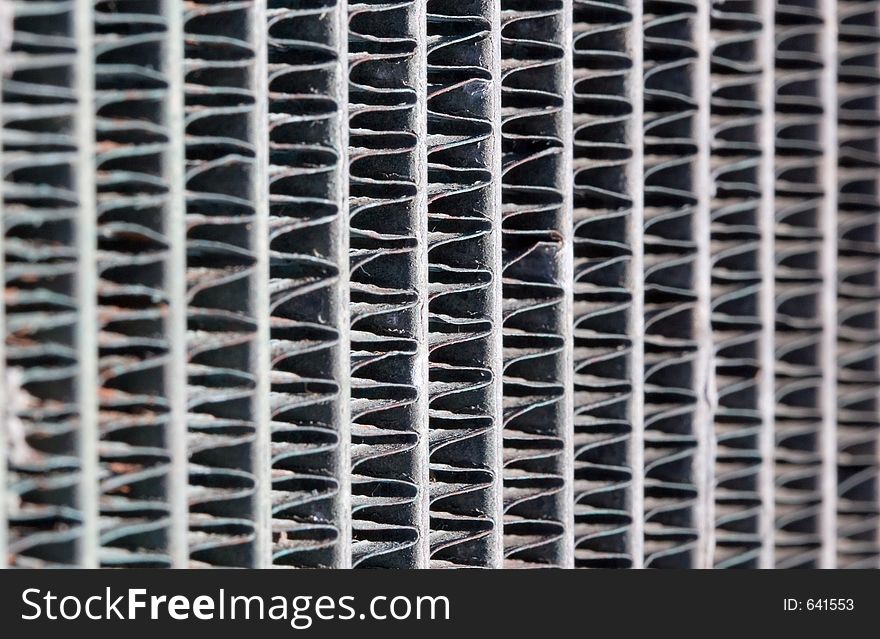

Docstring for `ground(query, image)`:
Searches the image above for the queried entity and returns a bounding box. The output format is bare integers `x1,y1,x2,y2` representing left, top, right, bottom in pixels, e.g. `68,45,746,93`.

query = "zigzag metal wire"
2,0,86,567
773,0,826,569
93,0,177,568
184,0,260,567
836,0,880,569
641,0,702,568
500,0,569,568
570,0,639,569
347,0,426,569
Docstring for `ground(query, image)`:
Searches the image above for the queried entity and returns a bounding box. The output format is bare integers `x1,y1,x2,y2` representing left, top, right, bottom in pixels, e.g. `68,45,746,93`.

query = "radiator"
1,0,878,569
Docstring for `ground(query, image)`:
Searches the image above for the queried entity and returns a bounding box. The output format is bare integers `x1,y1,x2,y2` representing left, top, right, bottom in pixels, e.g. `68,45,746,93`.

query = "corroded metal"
265,0,349,569
708,0,769,569
0,0,878,570
347,0,427,569
426,0,503,568
836,0,880,569
2,0,94,567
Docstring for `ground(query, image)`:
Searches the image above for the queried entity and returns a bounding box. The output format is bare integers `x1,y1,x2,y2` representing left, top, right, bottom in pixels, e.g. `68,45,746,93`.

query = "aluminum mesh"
2,0,879,569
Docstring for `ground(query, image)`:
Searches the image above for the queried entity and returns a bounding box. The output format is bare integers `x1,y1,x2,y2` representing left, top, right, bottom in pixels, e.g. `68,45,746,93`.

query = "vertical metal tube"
251,0,272,570
488,0,505,570
629,0,646,572
641,0,707,569
570,0,644,571
2,0,93,567
183,0,264,567
693,0,715,571
164,0,190,570
560,0,576,571
336,0,352,570
0,0,876,573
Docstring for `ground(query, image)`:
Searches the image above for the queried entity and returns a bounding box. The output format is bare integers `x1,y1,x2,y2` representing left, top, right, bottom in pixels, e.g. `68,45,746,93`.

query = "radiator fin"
836,0,880,569
1,0,878,570
708,0,767,569
348,0,428,568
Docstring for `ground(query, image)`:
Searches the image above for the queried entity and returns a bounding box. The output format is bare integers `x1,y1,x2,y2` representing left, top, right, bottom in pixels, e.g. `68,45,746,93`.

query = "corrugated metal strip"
758,0,779,570
819,0,840,569
165,0,190,571
836,0,880,569
641,0,707,568
571,0,644,569
709,0,768,569
94,0,179,567
425,0,504,569
0,0,9,569
348,0,428,568
500,0,572,569
773,0,830,569
265,0,349,568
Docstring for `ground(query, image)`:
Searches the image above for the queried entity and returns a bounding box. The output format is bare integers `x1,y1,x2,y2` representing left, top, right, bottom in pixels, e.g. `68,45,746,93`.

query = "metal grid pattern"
500,0,572,568
772,0,833,569
2,0,880,569
266,0,348,570
570,0,642,569
836,0,880,568
348,0,426,568
641,0,711,568
708,0,768,569
183,0,265,567
94,0,183,568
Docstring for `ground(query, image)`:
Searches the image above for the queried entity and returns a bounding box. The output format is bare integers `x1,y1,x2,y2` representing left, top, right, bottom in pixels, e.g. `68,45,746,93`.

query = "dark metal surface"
2,0,879,569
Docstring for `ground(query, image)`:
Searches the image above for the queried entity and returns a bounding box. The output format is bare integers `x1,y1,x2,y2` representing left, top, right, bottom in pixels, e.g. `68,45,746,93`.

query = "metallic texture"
773,0,830,568
570,0,643,569
425,0,504,569
641,0,708,568
500,0,573,569
266,0,349,569
2,0,94,567
2,0,879,569
836,0,880,568
183,0,262,567
708,0,768,568
348,0,427,568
